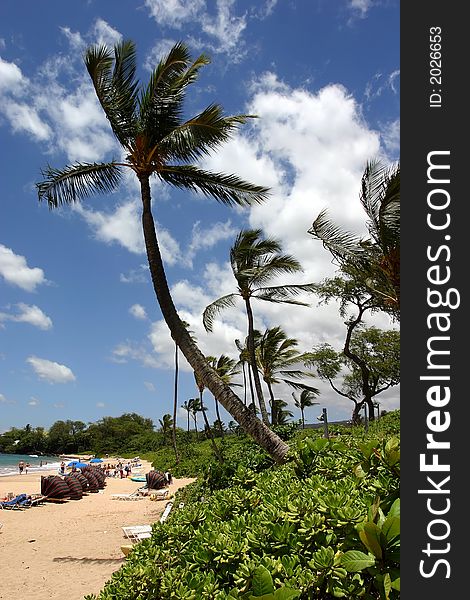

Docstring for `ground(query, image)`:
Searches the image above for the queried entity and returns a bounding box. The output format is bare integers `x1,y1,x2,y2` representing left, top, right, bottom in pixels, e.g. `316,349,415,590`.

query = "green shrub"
86,421,400,600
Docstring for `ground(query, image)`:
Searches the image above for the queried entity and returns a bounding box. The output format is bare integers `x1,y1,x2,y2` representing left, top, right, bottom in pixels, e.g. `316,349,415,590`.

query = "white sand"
0,460,195,599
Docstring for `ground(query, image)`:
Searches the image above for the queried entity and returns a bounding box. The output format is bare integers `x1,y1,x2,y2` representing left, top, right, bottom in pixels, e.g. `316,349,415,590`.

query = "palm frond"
85,41,139,147
159,106,252,162
253,283,314,305
283,380,320,393
158,165,269,206
308,209,364,261
202,293,238,332
37,162,123,208
139,43,209,143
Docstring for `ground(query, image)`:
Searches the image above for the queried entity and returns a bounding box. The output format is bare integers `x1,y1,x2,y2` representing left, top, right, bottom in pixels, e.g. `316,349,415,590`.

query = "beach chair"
122,525,152,543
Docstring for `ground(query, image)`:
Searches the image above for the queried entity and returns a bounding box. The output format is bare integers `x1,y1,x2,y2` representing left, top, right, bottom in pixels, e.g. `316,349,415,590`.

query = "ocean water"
0,453,61,476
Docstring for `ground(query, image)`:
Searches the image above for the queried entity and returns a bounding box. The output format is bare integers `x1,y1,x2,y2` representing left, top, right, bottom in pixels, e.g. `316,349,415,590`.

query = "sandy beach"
0,460,195,599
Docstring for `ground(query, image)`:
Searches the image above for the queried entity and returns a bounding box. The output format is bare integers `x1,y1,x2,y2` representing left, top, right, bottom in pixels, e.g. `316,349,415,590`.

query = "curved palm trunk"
139,177,288,462
247,362,255,408
244,297,270,426
172,342,180,463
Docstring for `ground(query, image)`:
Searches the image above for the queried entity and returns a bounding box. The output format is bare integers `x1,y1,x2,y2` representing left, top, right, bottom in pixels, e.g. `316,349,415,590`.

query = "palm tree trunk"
214,397,225,437
266,380,277,426
139,176,288,462
172,342,180,463
301,408,305,429
200,390,223,462
242,362,247,406
244,297,270,426
187,410,190,433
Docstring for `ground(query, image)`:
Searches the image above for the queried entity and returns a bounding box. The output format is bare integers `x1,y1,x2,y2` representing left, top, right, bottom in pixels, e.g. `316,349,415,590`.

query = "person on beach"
60,461,66,475
18,461,24,474
25,463,30,474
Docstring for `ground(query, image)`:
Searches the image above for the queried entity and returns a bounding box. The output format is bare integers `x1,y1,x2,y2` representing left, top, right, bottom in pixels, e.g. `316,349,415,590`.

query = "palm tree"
208,354,241,436
158,413,173,442
181,400,192,433
235,333,261,407
309,160,400,319
36,40,289,463
292,389,320,428
194,365,223,461
172,320,192,463
187,397,202,434
257,326,319,425
273,399,294,425
203,229,313,426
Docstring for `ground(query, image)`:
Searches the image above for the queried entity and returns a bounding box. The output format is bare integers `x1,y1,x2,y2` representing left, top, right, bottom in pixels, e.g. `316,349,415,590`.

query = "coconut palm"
36,40,289,463
187,397,203,434
172,320,193,463
203,229,313,426
158,413,173,442
256,326,319,425
309,160,400,319
235,333,261,407
181,400,192,433
208,354,241,436
292,389,320,429
193,369,223,461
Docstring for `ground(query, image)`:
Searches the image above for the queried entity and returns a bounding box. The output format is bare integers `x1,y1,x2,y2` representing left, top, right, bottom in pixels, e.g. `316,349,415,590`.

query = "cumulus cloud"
129,304,148,320
26,356,76,384
144,0,247,60
0,244,47,291
144,381,156,391
0,303,52,330
28,397,40,406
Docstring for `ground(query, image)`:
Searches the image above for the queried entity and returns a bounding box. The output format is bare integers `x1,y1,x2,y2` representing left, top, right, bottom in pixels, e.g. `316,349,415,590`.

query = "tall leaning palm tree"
36,40,289,463
203,229,313,426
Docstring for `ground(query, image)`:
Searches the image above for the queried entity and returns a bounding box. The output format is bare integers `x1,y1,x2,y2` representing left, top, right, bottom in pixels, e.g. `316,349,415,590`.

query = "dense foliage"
87,411,400,600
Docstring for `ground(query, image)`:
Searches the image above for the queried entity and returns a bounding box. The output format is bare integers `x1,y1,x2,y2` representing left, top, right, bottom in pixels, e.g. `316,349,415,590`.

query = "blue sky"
0,0,399,431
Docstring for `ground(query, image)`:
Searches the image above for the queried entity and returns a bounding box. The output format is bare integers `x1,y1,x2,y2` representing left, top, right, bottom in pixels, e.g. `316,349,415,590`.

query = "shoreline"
0,460,196,599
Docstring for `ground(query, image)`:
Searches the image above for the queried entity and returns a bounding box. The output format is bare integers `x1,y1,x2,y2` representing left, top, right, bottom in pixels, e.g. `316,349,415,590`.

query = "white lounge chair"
122,524,152,543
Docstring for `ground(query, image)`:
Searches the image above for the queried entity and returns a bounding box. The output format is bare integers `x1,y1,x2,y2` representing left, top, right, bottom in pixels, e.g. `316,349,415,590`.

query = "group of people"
102,462,133,478
17,461,30,474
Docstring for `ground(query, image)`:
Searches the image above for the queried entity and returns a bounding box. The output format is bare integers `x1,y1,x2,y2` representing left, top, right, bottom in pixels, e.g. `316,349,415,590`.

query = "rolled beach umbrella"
70,472,89,492
90,458,103,463
64,475,83,500
146,470,167,490
82,466,106,488
80,470,100,492
41,475,71,499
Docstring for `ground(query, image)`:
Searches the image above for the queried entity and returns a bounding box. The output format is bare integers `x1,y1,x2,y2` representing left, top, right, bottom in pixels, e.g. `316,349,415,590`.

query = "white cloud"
349,0,373,19
129,304,148,320
0,303,52,330
144,381,156,391
96,402,105,408
28,397,40,406
144,0,247,59
185,220,238,268
0,244,47,291
0,393,14,404
27,356,76,384
0,56,26,92
91,18,122,47
144,0,206,28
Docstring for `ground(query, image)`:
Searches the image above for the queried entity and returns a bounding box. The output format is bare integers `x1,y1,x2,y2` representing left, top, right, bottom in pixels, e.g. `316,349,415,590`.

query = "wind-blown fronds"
37,162,123,208
159,166,269,206
203,294,238,332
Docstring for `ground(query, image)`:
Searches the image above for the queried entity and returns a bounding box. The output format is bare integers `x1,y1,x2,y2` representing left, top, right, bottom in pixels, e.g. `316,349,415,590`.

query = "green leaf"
390,576,400,591
388,498,400,519
273,588,301,599
340,550,376,572
359,523,383,559
381,515,400,543
252,566,274,596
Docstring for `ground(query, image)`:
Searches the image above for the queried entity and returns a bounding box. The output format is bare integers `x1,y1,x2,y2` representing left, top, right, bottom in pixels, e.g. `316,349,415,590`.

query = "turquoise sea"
0,453,61,476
